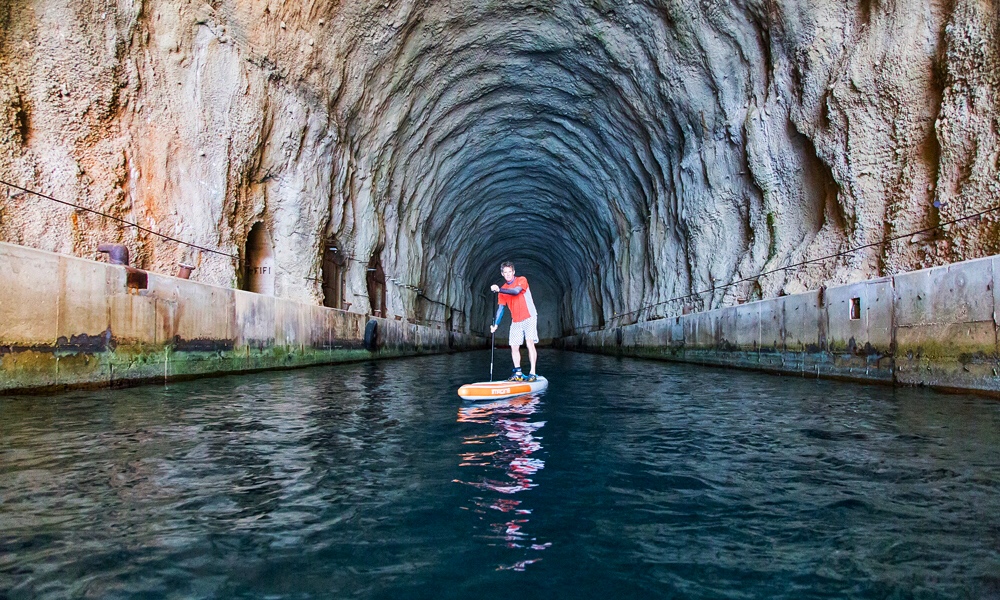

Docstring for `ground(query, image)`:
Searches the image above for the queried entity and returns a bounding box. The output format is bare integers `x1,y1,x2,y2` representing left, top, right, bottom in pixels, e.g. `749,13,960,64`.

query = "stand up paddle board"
457,376,548,400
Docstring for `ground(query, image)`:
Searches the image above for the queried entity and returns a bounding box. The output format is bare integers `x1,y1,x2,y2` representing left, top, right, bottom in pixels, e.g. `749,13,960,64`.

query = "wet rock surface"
1,0,997,339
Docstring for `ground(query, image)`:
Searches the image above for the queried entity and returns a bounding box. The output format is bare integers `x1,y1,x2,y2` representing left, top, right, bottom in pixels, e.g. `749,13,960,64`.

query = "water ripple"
1,351,1000,598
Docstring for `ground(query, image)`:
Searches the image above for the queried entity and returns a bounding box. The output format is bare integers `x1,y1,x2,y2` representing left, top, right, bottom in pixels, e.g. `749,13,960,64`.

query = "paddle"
490,291,497,381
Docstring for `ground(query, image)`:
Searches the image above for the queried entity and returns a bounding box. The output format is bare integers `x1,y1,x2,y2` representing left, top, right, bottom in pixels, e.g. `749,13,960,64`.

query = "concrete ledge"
0,242,484,393
558,254,1000,396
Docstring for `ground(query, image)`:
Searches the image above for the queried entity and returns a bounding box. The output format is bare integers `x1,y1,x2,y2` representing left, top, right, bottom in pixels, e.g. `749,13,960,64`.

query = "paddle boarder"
490,261,539,382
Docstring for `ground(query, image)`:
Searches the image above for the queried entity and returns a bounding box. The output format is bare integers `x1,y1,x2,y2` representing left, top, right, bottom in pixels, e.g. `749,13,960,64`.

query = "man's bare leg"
510,343,522,370
526,339,537,374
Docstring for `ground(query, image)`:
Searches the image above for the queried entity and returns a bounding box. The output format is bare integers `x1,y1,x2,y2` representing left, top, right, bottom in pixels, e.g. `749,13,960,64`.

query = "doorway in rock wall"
366,257,387,318
244,221,275,295
322,240,347,310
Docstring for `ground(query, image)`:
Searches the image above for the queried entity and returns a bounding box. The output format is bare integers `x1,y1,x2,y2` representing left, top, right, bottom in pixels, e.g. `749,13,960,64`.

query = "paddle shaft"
490,292,497,381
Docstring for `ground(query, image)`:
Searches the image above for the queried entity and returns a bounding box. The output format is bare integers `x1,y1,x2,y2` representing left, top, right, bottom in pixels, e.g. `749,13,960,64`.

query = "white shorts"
508,316,539,346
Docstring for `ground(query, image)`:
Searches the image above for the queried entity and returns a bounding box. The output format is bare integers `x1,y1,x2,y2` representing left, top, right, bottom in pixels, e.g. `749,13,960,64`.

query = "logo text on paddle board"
492,388,511,395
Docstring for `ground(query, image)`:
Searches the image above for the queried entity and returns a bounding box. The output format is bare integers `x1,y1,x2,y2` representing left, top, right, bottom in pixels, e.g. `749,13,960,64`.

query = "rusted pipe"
177,263,195,279
97,243,129,266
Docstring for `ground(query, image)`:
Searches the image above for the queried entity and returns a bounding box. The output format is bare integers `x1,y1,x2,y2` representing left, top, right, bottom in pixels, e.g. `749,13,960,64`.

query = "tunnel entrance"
243,221,274,295
366,256,387,318
322,240,347,310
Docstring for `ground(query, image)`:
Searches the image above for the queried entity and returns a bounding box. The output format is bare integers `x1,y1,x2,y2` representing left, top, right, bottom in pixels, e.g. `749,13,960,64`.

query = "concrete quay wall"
0,243,483,393
560,254,1000,395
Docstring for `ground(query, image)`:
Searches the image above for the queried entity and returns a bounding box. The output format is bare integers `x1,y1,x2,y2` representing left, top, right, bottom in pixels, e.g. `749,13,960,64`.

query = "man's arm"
497,286,522,296
494,305,505,326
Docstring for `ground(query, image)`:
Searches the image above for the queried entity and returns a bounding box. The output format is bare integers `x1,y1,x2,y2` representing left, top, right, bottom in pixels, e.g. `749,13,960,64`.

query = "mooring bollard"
177,263,195,279
97,243,129,266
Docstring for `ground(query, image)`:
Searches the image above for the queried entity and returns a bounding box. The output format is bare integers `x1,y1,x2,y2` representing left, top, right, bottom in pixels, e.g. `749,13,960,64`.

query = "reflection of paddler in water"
455,394,549,561
457,395,543,494
457,395,538,423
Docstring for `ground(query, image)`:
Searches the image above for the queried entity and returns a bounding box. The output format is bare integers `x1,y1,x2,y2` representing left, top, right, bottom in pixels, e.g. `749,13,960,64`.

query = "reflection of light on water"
497,558,542,572
455,394,549,571
488,498,530,514
456,397,541,423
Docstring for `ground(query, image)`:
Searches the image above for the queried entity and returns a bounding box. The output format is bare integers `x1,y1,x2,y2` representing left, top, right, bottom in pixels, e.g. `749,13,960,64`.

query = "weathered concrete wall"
0,242,483,393
2,0,998,337
560,254,1000,395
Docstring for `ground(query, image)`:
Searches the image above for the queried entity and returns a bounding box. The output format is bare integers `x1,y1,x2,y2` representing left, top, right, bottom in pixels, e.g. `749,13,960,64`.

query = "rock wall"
1,0,997,339
0,242,479,393
559,252,1000,396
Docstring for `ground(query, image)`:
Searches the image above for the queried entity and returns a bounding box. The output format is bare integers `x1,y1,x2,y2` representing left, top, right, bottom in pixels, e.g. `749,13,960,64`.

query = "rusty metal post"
97,243,129,266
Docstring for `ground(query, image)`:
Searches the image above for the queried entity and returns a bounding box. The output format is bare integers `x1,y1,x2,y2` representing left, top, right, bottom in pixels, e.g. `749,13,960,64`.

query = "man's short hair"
500,261,515,271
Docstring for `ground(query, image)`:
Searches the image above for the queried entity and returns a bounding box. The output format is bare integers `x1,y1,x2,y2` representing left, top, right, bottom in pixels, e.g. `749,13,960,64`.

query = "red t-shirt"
497,276,535,323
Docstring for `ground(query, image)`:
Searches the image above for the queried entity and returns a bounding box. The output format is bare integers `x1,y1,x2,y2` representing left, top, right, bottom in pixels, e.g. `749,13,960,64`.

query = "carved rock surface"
1,0,997,338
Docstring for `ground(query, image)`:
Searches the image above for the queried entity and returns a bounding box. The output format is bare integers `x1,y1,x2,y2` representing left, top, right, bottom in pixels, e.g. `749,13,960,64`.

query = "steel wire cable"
1,179,240,260
0,181,472,320
574,203,1000,332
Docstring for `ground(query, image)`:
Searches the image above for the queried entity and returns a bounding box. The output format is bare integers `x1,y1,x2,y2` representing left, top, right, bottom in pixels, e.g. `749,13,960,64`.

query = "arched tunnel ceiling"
1,0,998,339
357,3,686,335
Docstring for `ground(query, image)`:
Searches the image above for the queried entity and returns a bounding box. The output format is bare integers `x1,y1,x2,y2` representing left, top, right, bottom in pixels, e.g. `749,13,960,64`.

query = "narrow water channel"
2,350,999,599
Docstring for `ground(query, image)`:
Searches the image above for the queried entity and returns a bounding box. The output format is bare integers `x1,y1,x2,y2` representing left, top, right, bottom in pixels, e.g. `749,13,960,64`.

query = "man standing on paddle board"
490,261,539,382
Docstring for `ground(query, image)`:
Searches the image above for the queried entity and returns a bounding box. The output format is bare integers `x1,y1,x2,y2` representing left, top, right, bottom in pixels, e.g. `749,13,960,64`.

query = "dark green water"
2,350,1000,599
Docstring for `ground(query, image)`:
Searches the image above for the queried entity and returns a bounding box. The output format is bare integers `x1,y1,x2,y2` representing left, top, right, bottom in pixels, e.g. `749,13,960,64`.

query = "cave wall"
561,251,1000,396
0,241,479,393
1,0,997,339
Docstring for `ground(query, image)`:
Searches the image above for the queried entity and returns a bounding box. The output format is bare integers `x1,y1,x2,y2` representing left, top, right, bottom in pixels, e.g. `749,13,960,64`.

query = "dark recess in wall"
788,119,844,233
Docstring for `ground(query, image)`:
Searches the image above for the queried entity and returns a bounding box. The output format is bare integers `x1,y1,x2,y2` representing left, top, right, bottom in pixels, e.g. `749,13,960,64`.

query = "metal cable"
1,179,240,260
575,203,1000,332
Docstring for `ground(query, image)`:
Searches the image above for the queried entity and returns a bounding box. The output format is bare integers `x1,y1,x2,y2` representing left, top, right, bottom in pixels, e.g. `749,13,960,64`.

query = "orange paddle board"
457,376,548,400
